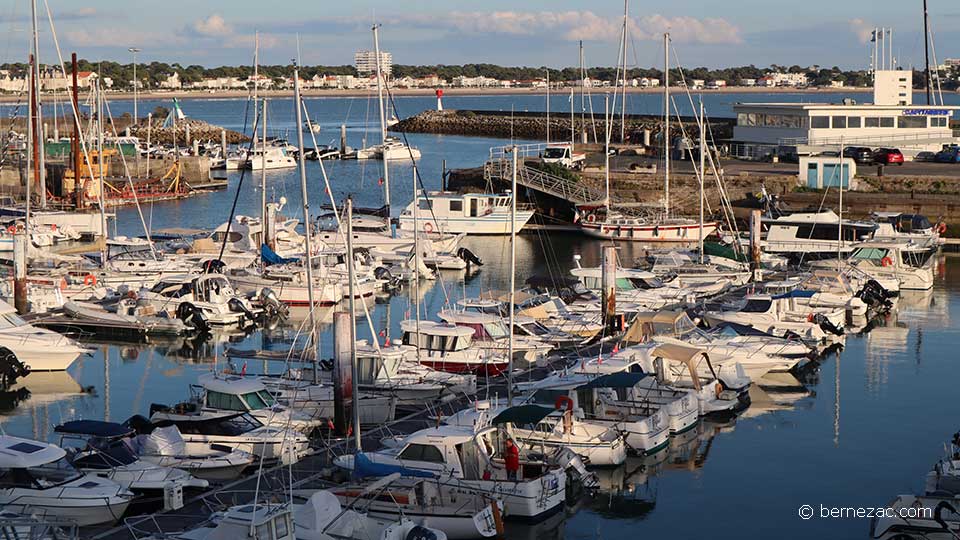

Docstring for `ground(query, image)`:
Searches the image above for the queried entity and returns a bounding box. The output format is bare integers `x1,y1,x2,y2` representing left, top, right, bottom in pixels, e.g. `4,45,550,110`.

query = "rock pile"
129,118,249,146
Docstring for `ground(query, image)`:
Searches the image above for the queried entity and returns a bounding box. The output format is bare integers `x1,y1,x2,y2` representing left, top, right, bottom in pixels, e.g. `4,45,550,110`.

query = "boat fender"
715,383,723,399
880,256,893,267
937,222,948,235
5,225,15,234
555,395,574,413
83,274,97,287
423,222,434,234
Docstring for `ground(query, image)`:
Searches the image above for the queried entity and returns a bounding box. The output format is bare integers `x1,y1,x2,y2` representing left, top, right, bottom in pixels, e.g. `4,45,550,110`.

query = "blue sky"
2,0,958,69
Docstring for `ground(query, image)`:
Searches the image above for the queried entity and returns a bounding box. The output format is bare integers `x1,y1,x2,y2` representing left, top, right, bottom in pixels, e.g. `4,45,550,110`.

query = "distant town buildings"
354,50,392,76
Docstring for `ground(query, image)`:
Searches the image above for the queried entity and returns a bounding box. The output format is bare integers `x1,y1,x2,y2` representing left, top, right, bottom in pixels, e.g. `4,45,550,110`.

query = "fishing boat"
0,435,134,526
397,192,535,236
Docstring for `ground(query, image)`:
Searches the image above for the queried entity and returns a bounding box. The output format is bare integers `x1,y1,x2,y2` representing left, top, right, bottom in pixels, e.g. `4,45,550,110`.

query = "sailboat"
577,32,719,243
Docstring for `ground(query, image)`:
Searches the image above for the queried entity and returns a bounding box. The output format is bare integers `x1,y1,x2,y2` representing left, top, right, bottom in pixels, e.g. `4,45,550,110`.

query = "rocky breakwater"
129,118,249,146
390,109,733,143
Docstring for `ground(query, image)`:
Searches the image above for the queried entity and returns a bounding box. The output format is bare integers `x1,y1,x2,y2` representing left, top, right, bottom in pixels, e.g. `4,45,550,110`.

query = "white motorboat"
398,192,534,236
569,264,730,310
757,209,877,258
926,431,960,496
870,211,943,246
230,265,343,307
259,376,398,426
130,423,254,482
241,146,297,170
334,424,567,521
316,213,464,255
0,435,134,526
147,407,311,465
54,420,208,496
140,273,262,326
704,293,846,344
398,320,509,377
444,401,628,467
356,137,422,161
0,299,88,371
812,240,937,291
438,309,554,365
63,299,193,336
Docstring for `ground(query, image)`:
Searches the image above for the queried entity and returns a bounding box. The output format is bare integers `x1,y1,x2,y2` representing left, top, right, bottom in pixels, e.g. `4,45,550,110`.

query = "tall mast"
293,66,319,383
345,198,361,451
25,55,32,227
97,79,107,267
30,0,45,209
698,98,705,263
253,31,259,131
507,147,517,407
579,41,585,138
923,0,932,105
620,0,628,143
545,70,550,146
663,33,670,218
372,24,390,211
604,94,610,211
260,98,268,253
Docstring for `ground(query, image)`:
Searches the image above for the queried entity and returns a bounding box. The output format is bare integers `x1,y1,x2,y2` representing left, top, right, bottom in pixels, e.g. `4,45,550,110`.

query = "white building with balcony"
355,50,392,76
731,70,958,159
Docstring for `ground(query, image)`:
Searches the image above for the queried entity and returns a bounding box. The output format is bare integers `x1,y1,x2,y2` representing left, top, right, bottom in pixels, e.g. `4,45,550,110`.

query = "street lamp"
128,47,141,122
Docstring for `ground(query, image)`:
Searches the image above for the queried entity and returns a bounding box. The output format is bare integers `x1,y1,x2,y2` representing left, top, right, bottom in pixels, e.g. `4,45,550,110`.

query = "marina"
1,3,960,540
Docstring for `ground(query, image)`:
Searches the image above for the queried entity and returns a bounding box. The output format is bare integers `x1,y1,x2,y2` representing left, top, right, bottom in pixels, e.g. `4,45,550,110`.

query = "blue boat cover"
577,371,647,389
54,420,134,438
772,289,816,300
261,244,298,266
353,452,437,480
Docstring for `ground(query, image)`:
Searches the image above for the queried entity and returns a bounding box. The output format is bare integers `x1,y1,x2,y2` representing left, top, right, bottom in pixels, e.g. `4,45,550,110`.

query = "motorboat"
398,320,509,376
398,192,535,236
334,424,567,521
870,211,943,246
0,299,88,371
146,407,311,466
127,422,254,482
54,420,208,497
259,376,398,426
444,401,628,467
703,293,845,344
577,206,719,243
757,209,877,259
637,249,752,287
356,137,422,161
230,264,344,307
812,240,937,291
438,309,554,365
62,299,194,336
926,431,960,495
241,146,297,170
0,434,134,526
569,262,731,310
140,273,262,326
316,212,464,255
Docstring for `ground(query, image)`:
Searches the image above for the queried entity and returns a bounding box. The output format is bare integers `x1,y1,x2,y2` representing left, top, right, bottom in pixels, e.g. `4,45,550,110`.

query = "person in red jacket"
504,438,520,481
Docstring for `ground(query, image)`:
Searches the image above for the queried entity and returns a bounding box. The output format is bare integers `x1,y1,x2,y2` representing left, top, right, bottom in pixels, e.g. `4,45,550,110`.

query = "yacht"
569,264,730,310
128,423,254,482
334,424,567,521
0,435,134,526
703,293,845,344
0,299,89,371
398,320,509,376
870,211,943,246
241,146,297,170
316,212,464,255
758,209,877,259
812,240,937,291
140,273,262,326
54,420,209,497
398,192,535,236
438,309,554,365
356,137,422,161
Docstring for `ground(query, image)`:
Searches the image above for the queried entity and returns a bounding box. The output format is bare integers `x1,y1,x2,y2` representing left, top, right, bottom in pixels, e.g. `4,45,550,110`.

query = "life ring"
937,223,947,235
555,395,574,413
586,214,596,223
423,222,434,234
6,225,15,234
880,256,893,267
83,274,97,287
59,278,67,291
806,312,815,323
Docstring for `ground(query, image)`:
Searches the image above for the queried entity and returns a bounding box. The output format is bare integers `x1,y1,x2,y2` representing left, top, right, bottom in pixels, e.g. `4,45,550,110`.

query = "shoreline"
0,85,896,104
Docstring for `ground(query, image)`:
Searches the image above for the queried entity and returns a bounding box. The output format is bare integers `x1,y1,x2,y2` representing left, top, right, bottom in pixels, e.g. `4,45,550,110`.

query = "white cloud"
409,11,742,45
192,14,232,37
849,18,876,44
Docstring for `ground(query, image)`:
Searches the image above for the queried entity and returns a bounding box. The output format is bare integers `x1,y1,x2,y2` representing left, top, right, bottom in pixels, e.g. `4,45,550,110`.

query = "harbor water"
2,94,959,538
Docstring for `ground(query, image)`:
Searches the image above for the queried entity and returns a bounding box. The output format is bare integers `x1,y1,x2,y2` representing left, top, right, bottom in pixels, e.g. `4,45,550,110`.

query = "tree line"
2,60,956,91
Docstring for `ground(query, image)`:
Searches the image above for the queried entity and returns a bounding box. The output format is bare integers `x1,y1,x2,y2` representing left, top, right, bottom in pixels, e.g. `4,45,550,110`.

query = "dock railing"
489,143,548,160
484,155,636,210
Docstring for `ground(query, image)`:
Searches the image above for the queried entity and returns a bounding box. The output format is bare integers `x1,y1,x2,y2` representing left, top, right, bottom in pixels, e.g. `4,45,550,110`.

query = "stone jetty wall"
129,118,248,146
390,109,734,142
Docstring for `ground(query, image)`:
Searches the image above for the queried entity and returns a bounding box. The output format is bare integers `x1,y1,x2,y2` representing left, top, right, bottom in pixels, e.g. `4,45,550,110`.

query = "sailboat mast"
25,55,33,227
345,198,361,450
545,70,550,146
620,0,628,143
372,24,390,210
604,94,610,210
698,98,705,263
293,67,319,383
253,31,259,132
30,0,45,209
260,99,268,252
97,79,107,268
923,0,932,105
579,41,585,139
663,33,670,218
837,137,844,269
507,147,517,407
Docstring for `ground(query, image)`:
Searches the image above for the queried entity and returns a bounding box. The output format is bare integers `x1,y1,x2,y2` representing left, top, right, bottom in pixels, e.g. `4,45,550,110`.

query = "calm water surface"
1,93,958,539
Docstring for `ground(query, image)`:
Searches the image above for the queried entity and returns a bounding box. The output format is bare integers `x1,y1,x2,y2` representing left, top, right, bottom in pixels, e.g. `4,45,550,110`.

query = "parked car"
873,148,904,165
842,146,874,164
914,151,937,162
935,146,960,163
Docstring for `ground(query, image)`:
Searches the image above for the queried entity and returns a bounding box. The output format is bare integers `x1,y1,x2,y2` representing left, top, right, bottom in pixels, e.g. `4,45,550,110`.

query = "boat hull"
580,221,719,242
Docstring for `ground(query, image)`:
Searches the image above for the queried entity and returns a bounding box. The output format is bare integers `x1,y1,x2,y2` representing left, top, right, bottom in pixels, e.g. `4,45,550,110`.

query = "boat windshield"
73,438,139,469
177,414,263,436
484,321,510,339
207,389,275,411
849,247,888,261
27,457,83,488
740,299,772,313
0,312,28,329
520,320,550,336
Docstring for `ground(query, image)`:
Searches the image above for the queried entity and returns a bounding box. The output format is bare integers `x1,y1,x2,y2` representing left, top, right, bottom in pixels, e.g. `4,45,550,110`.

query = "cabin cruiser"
356,136,422,160
259,375,398,425
197,211,305,266
0,299,89,371
569,263,731,310
811,240,937,291
438,309,554,365
757,209,877,259
334,424,567,521
703,293,845,345
398,320,509,376
0,435,134,526
636,250,752,287
398,192,535,236
444,402,628,467
316,211,464,255
173,373,325,434
140,273,262,326
54,420,208,497
241,146,297,170
453,297,587,348
127,423,254,482
871,211,943,246
146,407,311,466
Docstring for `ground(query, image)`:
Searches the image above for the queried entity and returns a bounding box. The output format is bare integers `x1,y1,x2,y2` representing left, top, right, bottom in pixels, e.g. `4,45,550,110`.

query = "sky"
2,0,958,70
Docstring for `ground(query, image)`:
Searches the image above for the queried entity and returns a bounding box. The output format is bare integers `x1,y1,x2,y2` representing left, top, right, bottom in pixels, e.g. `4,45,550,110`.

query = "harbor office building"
730,70,959,160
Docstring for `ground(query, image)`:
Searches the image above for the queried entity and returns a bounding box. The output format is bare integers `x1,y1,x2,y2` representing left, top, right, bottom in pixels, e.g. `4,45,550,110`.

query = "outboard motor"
404,526,439,540
552,446,599,490
228,297,256,321
855,279,894,311
813,313,844,336
200,259,227,274
456,247,484,269
0,346,30,388
176,302,210,333
258,288,288,319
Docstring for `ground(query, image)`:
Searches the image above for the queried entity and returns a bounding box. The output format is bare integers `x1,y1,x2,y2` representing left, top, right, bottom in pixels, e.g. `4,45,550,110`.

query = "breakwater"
390,109,735,142
129,118,248,146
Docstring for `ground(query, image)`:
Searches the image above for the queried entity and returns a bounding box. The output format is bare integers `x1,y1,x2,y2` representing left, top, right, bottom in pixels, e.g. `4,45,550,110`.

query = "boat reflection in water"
0,371,85,414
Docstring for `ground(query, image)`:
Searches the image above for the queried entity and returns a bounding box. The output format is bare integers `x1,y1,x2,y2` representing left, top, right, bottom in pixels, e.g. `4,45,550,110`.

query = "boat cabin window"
520,320,550,336
456,441,482,479
151,281,192,298
484,322,509,339
418,200,432,211
206,390,247,411
17,457,82,488
398,443,446,464
402,331,466,351
449,200,463,213
356,356,381,385
212,231,243,243
794,223,863,242
901,249,934,268
179,414,261,436
741,299,772,313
